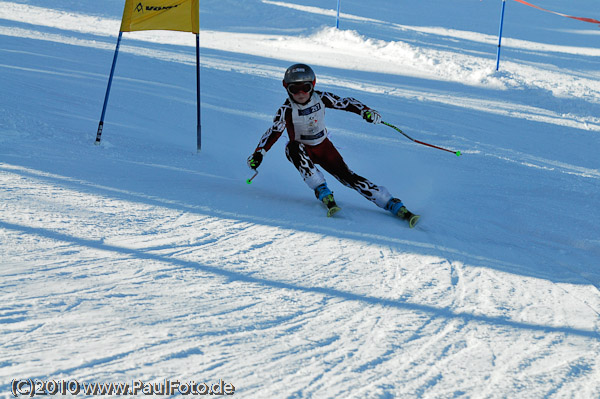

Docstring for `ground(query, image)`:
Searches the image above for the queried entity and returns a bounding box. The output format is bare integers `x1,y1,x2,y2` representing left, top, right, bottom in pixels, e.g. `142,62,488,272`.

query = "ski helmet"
283,63,316,89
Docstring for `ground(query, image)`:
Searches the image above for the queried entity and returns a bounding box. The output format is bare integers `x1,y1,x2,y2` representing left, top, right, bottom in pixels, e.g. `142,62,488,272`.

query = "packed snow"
1,0,599,398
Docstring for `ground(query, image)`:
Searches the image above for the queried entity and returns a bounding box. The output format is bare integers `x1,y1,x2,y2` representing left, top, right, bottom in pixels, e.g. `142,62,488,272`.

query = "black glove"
362,109,382,124
247,150,264,169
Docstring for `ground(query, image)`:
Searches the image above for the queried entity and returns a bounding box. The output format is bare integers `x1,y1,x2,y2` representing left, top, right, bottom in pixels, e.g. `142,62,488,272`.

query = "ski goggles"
287,82,313,95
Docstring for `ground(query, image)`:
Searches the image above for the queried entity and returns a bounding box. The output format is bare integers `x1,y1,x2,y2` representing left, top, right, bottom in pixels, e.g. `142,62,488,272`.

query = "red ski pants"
285,138,392,208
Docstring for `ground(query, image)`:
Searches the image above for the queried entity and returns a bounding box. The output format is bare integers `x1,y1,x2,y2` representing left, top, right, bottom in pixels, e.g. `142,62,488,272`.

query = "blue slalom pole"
336,0,341,28
95,31,123,145
196,33,202,152
495,0,507,71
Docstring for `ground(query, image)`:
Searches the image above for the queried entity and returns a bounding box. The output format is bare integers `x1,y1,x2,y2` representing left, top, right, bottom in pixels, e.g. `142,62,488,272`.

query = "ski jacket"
255,91,371,153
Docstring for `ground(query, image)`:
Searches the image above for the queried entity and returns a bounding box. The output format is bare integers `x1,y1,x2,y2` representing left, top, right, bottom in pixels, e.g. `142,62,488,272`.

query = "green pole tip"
456,151,462,157
246,179,252,184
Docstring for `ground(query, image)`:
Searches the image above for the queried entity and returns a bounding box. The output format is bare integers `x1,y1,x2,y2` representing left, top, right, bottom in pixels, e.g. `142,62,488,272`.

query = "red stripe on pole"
414,140,460,155
513,0,600,27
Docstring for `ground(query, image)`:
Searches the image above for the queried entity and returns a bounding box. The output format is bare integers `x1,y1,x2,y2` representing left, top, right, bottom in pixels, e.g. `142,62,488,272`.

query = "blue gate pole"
95,31,123,145
495,0,507,71
336,0,341,28
196,33,202,152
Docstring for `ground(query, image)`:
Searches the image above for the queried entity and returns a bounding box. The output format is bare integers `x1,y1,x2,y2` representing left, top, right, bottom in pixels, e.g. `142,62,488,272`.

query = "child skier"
247,63,419,228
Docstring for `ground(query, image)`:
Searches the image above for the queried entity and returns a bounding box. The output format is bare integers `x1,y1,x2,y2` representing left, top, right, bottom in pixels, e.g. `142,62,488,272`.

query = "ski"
323,194,341,217
407,213,420,228
327,205,341,217
392,201,420,228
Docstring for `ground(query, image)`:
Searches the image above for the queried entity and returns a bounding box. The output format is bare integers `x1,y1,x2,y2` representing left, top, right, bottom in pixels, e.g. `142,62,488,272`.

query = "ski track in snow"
1,1,600,398
1,1,600,123
1,25,599,136
2,157,599,397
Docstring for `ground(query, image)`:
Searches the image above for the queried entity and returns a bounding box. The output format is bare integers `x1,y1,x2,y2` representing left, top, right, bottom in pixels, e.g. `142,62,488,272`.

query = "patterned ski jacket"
255,91,372,153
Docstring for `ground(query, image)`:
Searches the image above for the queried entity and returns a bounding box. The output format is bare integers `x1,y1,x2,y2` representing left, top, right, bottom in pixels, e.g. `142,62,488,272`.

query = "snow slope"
1,0,599,397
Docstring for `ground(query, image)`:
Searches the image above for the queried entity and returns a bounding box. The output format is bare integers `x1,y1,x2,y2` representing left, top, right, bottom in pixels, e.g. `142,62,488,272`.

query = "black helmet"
283,63,316,88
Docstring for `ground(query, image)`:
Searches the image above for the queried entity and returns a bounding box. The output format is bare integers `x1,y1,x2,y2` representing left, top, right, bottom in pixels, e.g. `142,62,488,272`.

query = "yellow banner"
120,0,199,33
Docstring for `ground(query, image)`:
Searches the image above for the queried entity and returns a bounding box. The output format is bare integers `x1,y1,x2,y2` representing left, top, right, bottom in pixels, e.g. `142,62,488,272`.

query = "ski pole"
246,169,259,184
382,121,462,156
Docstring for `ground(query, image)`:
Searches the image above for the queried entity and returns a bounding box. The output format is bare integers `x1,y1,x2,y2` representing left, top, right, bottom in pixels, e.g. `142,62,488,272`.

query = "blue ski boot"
386,198,420,228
